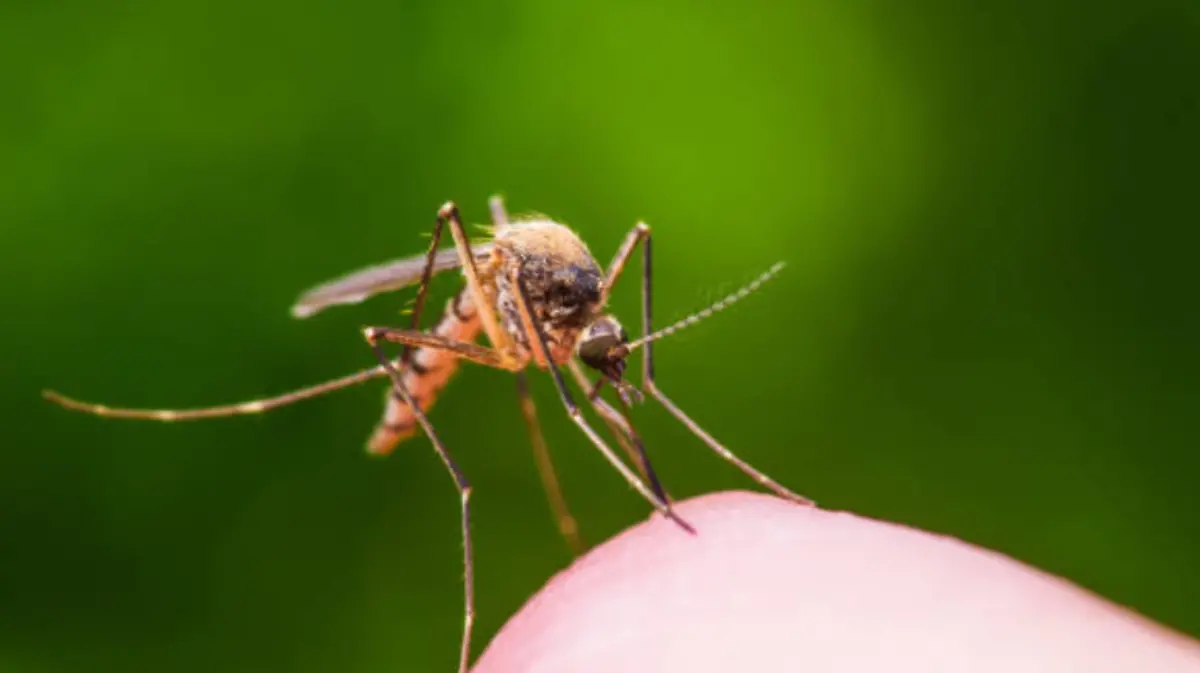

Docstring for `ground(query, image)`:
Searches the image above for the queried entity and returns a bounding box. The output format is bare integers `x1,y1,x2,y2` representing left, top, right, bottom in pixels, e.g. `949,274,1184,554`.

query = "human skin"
472,490,1200,672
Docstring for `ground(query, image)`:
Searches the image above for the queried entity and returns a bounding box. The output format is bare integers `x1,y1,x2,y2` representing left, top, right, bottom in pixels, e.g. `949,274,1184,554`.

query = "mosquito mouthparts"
620,261,786,354
615,380,645,406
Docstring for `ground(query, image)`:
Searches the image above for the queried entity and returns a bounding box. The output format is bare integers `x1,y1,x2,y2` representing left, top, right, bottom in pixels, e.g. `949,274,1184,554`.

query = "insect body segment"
369,287,480,455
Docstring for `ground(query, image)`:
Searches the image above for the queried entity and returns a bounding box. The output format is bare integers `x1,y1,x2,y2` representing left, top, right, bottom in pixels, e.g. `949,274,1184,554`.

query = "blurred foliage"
2,0,1198,670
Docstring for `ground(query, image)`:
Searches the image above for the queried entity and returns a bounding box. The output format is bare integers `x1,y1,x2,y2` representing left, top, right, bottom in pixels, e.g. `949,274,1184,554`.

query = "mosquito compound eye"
578,316,628,377
579,318,621,352
577,332,614,362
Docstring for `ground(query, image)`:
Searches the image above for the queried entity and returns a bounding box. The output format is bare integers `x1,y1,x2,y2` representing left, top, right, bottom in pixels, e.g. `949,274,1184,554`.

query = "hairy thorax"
480,219,605,367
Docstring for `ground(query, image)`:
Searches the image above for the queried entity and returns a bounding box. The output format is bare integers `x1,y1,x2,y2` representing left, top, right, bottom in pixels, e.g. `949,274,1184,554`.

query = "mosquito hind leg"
42,360,404,421
514,372,586,556
364,329,476,673
628,223,816,506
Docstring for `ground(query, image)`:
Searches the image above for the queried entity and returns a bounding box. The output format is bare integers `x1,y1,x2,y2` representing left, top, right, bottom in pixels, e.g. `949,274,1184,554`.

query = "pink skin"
474,491,1200,673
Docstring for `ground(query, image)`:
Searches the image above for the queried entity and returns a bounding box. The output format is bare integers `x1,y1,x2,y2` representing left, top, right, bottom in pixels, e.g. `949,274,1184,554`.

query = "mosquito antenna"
42,361,398,421
618,261,786,356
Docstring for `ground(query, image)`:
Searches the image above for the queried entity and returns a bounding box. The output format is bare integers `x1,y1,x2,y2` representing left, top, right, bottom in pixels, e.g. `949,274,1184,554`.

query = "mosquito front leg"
438,202,519,368
629,224,816,506
599,221,649,308
567,359,672,506
514,372,585,556
363,329,476,673
511,269,693,534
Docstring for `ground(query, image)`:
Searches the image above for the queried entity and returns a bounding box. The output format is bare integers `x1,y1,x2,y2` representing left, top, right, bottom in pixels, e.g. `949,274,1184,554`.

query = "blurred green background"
3,0,1198,670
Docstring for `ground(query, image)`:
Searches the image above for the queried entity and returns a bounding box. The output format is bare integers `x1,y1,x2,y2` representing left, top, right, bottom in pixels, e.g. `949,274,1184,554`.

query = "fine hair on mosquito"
43,196,813,673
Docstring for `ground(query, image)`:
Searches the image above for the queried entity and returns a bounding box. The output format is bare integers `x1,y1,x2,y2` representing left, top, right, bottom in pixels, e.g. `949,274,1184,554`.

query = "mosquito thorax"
495,220,604,328
577,315,630,381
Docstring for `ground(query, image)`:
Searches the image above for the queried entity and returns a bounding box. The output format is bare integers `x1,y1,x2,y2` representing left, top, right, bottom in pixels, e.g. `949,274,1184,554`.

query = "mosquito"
43,196,813,673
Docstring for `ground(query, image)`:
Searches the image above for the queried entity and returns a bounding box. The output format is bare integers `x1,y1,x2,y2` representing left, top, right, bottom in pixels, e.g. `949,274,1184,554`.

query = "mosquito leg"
361,327,522,372
42,361,401,421
629,225,816,506
567,359,673,505
511,270,693,534
400,200,450,365
46,210,460,423
438,202,518,366
514,372,585,556
366,201,495,455
364,329,475,673
569,364,645,475
591,395,673,506
599,222,649,308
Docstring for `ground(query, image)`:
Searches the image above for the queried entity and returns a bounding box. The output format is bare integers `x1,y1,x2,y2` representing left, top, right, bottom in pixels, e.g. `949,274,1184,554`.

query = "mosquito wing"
291,243,495,319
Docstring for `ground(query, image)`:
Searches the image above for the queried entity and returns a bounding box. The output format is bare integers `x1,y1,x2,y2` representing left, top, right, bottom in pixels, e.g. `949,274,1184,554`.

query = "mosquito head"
577,314,630,383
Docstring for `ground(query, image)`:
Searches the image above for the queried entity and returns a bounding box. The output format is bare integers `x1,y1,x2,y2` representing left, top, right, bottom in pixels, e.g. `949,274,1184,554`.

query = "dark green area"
3,0,1198,670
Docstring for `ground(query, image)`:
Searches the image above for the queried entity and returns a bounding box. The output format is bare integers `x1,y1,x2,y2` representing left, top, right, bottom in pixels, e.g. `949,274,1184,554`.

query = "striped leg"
364,328,476,673
491,194,587,554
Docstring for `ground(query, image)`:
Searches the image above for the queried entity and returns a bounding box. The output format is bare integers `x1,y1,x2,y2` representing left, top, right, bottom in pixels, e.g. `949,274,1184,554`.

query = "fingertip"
474,491,1200,673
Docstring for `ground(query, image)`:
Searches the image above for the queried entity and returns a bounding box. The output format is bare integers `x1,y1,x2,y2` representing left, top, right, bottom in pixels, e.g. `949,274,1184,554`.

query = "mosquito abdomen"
367,288,481,455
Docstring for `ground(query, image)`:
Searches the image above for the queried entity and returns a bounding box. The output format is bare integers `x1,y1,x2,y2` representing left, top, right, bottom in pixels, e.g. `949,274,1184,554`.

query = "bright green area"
2,1,1198,670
